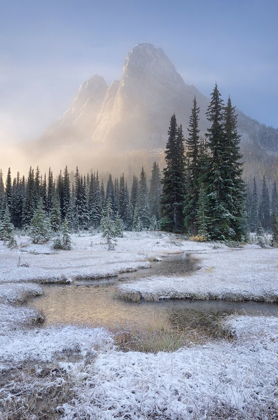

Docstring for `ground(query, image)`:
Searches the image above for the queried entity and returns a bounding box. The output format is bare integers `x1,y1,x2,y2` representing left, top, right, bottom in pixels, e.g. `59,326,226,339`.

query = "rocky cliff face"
37,75,108,148
32,43,278,177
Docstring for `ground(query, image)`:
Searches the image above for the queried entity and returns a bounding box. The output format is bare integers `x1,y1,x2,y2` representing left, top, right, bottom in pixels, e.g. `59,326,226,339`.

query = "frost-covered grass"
59,315,278,420
1,231,206,284
0,283,42,304
1,232,278,418
118,244,278,303
0,283,44,335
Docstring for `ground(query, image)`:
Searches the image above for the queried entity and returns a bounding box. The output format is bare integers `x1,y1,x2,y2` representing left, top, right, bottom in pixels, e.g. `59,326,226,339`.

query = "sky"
0,0,277,145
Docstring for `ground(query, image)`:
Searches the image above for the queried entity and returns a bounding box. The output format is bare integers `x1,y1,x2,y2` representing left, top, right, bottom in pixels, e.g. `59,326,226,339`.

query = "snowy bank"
60,315,278,419
0,283,42,304
0,283,44,335
0,232,211,284
118,244,278,303
0,325,113,365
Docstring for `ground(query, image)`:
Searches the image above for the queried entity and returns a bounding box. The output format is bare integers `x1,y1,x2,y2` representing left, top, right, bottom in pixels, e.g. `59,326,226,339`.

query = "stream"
27,253,278,350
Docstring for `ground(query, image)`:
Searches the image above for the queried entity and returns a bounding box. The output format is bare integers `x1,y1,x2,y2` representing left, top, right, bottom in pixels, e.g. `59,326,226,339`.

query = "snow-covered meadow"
0,231,278,419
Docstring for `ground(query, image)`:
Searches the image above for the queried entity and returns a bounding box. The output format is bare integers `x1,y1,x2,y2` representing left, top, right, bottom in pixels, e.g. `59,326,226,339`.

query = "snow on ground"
0,325,113,364
0,282,42,304
118,244,278,303
0,304,42,336
1,232,278,418
60,315,278,419
0,231,211,284
0,283,44,335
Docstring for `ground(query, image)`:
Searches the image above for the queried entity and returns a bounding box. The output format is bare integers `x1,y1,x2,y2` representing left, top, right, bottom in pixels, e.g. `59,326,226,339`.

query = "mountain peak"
77,75,107,95
122,43,185,91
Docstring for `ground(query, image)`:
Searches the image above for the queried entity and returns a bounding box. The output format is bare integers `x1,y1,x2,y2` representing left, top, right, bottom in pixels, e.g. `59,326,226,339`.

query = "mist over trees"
0,85,277,243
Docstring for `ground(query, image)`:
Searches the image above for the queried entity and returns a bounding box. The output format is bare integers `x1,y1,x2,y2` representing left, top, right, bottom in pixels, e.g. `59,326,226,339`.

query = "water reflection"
27,255,278,341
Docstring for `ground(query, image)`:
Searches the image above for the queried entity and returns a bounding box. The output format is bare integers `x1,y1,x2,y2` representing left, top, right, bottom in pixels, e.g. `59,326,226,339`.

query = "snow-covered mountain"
37,75,108,148
31,43,278,176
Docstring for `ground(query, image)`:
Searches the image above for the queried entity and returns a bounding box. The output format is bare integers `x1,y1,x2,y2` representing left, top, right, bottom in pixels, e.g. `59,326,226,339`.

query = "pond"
27,253,278,351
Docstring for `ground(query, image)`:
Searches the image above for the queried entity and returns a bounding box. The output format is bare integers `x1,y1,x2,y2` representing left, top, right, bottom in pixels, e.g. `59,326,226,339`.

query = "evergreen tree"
114,212,124,237
106,174,115,212
56,171,64,215
5,168,12,212
250,178,259,232
91,173,102,228
132,206,143,231
47,168,54,214
54,219,72,250
11,172,24,228
100,199,116,250
196,184,210,240
30,198,51,244
62,166,71,220
271,181,278,217
41,174,48,211
130,175,139,219
160,115,186,232
74,168,89,230
50,195,62,232
100,180,105,209
114,178,119,214
0,170,5,218
205,84,231,240
0,206,16,248
271,213,278,247
119,174,129,225
259,176,271,230
34,167,41,205
61,218,72,250
149,162,161,221
22,167,36,226
222,96,246,240
184,98,201,234
137,167,150,229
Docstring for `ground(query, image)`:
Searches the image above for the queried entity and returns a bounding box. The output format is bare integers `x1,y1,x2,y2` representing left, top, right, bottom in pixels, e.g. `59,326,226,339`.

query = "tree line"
1,83,278,246
0,163,161,234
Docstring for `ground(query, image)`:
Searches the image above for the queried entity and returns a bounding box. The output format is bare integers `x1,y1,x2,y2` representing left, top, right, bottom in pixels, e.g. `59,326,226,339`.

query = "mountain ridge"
28,43,278,179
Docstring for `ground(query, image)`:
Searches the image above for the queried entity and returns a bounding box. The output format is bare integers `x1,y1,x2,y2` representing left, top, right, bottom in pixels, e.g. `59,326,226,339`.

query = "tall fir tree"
23,167,36,226
160,115,186,232
0,170,5,218
271,213,278,247
106,174,115,213
222,96,246,240
119,174,129,226
137,167,150,229
50,194,62,232
259,176,271,230
250,178,259,232
5,168,12,212
62,166,71,220
130,175,139,219
196,184,210,240
184,97,201,234
91,173,102,228
205,84,231,240
11,172,25,228
271,180,278,217
149,162,161,222
47,168,54,215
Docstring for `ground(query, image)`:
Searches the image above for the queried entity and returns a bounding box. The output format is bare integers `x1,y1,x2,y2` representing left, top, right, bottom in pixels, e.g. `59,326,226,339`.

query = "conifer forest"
1,85,278,247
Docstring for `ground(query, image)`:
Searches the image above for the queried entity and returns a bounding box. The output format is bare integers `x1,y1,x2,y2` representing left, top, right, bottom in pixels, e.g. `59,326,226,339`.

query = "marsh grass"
115,311,232,353
0,362,75,420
